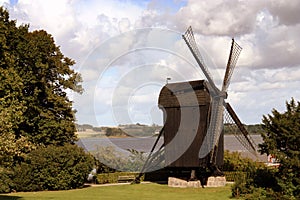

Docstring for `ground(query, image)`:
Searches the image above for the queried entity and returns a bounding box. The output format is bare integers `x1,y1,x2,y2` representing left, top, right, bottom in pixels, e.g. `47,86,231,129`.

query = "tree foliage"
0,7,82,146
0,7,87,192
259,98,300,199
230,99,300,199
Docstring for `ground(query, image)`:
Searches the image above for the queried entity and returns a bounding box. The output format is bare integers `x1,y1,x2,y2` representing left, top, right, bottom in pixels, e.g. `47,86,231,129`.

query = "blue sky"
9,0,17,6
2,0,300,126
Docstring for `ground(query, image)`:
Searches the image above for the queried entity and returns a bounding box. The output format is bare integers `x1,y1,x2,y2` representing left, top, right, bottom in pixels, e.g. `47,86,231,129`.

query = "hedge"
224,171,247,182
97,172,144,184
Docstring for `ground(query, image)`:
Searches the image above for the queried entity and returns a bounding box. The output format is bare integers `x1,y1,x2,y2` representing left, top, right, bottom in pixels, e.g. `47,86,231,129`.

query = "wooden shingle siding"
158,80,224,168
158,80,210,107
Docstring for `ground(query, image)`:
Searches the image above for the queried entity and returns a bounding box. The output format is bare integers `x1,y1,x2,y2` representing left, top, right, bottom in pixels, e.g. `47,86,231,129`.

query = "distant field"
0,183,232,200
76,130,106,138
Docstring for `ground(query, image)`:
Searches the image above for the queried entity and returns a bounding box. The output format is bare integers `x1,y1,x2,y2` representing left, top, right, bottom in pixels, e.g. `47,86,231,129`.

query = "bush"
0,167,14,193
231,165,280,199
251,167,278,189
243,187,268,200
93,146,146,172
231,174,247,198
224,150,281,199
13,144,95,191
222,150,260,172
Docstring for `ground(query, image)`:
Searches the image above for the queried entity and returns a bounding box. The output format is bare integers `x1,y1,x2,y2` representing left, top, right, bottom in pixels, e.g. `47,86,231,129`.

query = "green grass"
0,183,232,200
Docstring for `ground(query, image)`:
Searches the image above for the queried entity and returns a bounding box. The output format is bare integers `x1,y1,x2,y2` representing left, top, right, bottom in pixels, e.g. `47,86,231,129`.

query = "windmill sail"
198,97,223,159
206,39,243,161
222,39,242,92
183,26,226,160
182,26,219,93
225,103,257,155
182,26,254,163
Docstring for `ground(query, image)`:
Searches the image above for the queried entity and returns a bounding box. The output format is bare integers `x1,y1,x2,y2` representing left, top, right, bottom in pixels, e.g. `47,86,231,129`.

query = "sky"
1,0,300,126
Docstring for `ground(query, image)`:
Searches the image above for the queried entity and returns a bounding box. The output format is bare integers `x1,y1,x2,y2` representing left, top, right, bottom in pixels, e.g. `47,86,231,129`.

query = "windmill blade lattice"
182,26,218,93
207,39,242,161
222,39,242,92
199,97,224,160
224,103,257,156
206,99,225,163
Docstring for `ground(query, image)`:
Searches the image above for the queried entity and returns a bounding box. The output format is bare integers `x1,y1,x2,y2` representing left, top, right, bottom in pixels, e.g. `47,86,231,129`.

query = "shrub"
225,150,281,199
243,187,268,200
231,165,280,199
251,167,278,189
222,150,260,172
231,173,250,198
13,144,95,191
93,146,146,172
0,167,14,193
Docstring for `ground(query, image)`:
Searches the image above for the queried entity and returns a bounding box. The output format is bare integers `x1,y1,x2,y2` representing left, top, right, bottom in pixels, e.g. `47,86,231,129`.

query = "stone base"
168,177,201,188
168,176,226,188
206,176,226,187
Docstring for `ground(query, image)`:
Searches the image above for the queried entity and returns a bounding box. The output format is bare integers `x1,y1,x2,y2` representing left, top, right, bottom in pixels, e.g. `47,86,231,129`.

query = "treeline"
76,123,263,136
76,123,162,137
120,123,162,137
224,123,263,135
76,124,102,132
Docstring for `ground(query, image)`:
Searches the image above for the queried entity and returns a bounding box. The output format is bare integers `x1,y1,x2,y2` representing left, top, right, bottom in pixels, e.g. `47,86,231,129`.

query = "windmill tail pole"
133,126,165,184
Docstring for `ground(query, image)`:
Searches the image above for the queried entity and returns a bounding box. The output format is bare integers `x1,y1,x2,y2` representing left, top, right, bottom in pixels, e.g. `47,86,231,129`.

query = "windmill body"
158,80,224,168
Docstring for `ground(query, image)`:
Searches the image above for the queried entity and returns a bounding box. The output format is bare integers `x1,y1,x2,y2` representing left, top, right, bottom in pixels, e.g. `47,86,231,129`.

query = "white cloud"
137,0,300,69
11,0,77,37
2,0,300,126
0,0,8,5
173,0,264,36
268,0,300,25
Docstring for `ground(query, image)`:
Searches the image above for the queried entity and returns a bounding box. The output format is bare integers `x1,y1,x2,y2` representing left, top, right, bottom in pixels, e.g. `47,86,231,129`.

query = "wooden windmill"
135,26,256,183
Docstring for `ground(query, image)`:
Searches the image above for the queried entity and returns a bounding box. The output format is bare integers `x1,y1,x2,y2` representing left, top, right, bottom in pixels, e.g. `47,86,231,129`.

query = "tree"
259,98,300,199
0,7,82,146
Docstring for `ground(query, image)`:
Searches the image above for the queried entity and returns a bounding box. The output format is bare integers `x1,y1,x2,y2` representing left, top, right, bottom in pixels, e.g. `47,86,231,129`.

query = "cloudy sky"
1,0,300,126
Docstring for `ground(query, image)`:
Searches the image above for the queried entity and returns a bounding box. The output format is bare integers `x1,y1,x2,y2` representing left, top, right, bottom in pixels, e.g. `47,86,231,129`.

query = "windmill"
182,26,256,174
134,26,256,183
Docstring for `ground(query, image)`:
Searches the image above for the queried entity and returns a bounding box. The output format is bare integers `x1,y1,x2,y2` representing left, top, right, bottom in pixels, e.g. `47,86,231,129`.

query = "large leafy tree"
0,7,82,147
259,98,300,199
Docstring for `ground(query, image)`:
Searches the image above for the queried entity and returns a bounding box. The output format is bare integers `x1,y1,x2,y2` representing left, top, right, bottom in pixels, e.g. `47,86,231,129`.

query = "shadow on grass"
0,195,22,200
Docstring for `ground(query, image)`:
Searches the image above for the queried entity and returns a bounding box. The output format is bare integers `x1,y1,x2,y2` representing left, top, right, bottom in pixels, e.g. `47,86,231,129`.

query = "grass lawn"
0,183,232,200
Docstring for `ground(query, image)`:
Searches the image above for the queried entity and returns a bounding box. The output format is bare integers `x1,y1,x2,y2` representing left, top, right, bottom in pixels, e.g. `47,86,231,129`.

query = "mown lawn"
0,183,232,200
